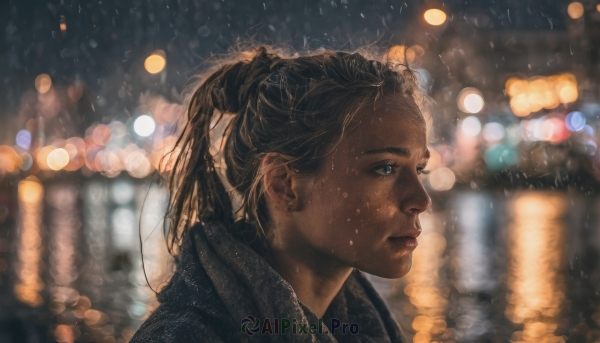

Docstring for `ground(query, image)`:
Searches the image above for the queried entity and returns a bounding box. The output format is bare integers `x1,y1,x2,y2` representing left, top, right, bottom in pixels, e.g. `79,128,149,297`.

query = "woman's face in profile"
294,95,432,278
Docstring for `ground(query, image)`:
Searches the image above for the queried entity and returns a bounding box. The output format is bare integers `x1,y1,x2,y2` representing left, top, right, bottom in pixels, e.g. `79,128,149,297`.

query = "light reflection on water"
451,192,496,342
403,211,449,343
15,176,44,307
379,190,570,343
7,184,582,342
506,192,567,343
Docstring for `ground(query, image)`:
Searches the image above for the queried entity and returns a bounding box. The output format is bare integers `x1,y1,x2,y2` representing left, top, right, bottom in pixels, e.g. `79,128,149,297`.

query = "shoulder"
130,305,227,343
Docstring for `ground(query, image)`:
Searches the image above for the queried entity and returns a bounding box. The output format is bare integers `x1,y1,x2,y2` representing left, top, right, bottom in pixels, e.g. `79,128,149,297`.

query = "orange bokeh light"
424,9,447,26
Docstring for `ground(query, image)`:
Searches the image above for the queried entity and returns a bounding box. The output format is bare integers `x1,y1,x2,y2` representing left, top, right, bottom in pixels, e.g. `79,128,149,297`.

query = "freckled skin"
289,96,432,278
263,95,432,316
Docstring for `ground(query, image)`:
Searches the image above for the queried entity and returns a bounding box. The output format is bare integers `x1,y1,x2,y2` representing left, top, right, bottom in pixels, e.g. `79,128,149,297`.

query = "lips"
386,225,421,250
389,227,421,240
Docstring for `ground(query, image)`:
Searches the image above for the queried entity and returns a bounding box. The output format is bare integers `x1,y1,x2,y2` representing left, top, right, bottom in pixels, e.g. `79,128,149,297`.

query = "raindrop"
197,25,211,37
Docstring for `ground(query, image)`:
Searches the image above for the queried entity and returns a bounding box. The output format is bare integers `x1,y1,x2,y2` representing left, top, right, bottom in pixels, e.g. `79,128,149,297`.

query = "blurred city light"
35,73,52,94
15,176,44,307
403,212,448,342
387,45,406,63
506,74,578,117
144,51,166,74
133,115,156,137
92,125,113,146
460,116,482,137
47,148,70,170
568,2,584,19
0,145,20,175
423,9,446,26
457,87,484,114
16,129,32,150
565,111,586,132
482,122,505,144
59,16,67,34
19,152,33,171
506,193,566,342
484,144,518,171
428,167,456,191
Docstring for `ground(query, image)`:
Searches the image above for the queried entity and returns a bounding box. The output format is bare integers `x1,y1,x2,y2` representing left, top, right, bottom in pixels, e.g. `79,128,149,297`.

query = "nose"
399,174,432,215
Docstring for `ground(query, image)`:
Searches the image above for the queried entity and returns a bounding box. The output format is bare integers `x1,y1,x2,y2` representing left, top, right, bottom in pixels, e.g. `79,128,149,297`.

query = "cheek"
301,178,396,249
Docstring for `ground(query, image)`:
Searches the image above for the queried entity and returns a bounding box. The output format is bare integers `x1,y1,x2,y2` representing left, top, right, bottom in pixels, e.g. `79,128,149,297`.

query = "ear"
261,153,297,213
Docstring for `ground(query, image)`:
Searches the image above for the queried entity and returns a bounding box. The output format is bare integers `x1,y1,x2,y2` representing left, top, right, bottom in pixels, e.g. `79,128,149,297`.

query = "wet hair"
165,46,420,254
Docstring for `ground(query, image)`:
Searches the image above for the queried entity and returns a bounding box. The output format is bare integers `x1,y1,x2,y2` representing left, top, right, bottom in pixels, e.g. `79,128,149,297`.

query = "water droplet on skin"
350,240,353,245
343,192,348,198
347,218,351,222
356,209,360,213
366,202,370,208
355,229,358,234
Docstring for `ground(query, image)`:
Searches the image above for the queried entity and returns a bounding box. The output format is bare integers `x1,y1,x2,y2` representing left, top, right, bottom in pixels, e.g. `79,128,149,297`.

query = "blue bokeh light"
565,111,586,132
15,129,32,150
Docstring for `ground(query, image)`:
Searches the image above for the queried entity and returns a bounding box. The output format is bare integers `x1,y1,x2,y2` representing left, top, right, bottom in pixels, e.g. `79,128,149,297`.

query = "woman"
131,46,431,342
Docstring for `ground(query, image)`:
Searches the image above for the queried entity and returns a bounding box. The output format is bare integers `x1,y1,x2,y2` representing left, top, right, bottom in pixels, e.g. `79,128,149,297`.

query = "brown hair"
165,46,420,255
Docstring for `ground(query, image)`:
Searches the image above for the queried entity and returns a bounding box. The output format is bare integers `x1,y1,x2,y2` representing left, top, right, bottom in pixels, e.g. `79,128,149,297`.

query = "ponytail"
165,47,280,254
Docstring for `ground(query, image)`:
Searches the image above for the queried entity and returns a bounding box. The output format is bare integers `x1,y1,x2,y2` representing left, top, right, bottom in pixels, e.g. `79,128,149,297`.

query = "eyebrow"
362,147,431,159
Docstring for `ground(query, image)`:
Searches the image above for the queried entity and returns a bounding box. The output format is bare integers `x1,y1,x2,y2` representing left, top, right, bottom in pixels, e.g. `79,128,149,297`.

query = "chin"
361,253,413,279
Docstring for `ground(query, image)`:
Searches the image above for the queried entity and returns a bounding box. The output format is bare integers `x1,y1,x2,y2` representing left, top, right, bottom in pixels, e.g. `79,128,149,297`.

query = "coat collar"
158,220,404,342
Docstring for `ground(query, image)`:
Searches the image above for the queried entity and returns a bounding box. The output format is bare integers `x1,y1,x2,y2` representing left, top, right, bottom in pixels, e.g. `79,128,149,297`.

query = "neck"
268,225,353,318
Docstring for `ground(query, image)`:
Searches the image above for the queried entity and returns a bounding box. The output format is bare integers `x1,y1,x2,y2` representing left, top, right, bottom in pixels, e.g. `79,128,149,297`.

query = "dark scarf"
131,220,405,342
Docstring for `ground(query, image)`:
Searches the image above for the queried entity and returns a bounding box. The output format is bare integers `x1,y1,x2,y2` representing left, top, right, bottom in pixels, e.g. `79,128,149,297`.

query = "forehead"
342,95,427,155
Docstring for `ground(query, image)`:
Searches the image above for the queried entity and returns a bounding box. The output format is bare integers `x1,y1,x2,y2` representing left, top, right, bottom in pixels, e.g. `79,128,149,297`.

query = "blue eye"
374,164,396,176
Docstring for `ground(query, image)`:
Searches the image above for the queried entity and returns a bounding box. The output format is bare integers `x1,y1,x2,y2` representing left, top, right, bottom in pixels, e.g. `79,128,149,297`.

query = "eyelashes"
373,163,430,177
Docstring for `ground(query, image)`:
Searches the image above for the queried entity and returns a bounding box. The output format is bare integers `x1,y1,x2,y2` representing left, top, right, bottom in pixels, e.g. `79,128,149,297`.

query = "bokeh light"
506,74,578,117
47,148,70,170
36,146,55,170
92,125,113,146
428,167,456,191
424,9,447,26
461,116,482,137
35,73,52,94
16,129,32,150
482,122,505,144
463,93,484,113
124,150,152,178
0,145,20,175
144,51,166,74
133,115,156,137
565,111,586,132
19,152,33,171
484,144,518,171
457,87,484,114
568,2,584,19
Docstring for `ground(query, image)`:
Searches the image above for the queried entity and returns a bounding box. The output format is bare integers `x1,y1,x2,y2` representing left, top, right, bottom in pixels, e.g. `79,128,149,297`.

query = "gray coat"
130,220,405,342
